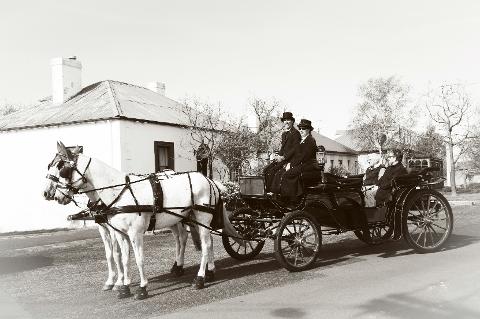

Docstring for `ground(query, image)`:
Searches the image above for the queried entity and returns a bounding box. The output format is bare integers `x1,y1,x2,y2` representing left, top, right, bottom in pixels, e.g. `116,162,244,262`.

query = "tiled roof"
0,80,189,131
312,131,357,154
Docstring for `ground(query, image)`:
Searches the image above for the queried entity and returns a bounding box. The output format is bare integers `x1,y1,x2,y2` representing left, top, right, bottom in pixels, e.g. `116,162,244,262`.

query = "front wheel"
274,211,321,272
222,207,265,260
402,189,453,253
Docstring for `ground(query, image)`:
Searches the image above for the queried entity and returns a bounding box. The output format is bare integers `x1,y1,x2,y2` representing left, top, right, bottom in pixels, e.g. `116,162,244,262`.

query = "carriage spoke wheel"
402,189,453,253
354,223,393,245
222,207,265,260
274,211,321,272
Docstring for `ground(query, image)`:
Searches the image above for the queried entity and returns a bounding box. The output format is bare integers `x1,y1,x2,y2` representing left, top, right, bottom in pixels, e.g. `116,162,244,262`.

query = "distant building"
311,131,359,174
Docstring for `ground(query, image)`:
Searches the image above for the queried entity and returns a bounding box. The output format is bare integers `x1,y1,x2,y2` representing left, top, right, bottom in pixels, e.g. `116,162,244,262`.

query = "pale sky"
1,0,480,137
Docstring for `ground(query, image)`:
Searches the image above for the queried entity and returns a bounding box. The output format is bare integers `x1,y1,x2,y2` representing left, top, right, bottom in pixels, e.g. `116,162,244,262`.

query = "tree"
248,98,284,154
425,83,477,196
350,76,414,154
413,125,446,159
465,126,480,171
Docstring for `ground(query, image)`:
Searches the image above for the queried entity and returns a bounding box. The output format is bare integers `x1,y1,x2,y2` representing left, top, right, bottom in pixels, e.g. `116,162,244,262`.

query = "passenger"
374,149,408,206
270,119,317,203
264,112,301,192
362,153,385,207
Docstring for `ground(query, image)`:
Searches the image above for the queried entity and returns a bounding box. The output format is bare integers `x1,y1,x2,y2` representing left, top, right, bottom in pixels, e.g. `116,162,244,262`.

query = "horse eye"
57,161,65,169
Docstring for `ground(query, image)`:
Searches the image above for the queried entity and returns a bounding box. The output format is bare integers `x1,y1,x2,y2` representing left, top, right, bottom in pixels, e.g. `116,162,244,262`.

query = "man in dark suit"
271,119,318,201
375,149,408,206
264,112,301,192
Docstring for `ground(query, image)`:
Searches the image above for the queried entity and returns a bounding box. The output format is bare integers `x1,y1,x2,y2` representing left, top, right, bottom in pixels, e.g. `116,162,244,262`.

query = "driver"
270,119,317,203
264,112,301,192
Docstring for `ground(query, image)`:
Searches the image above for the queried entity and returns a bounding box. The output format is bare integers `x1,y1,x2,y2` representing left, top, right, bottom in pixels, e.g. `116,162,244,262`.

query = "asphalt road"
0,205,479,319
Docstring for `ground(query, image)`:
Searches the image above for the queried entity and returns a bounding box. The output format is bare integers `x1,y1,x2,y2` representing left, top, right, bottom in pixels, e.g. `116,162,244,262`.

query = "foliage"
220,181,245,211
328,165,350,177
249,98,284,153
413,125,446,158
350,76,414,153
181,97,283,181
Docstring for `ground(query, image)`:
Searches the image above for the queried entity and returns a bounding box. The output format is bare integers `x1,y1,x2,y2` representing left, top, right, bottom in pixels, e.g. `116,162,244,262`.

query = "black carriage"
222,159,453,272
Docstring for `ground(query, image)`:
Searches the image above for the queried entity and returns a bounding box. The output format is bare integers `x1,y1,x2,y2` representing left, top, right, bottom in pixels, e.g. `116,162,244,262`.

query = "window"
230,167,243,182
154,141,174,172
338,159,343,166
330,160,334,168
347,159,350,169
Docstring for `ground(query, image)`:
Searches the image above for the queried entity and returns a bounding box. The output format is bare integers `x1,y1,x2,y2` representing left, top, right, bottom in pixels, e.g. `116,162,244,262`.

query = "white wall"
0,121,116,232
119,121,197,174
324,153,359,174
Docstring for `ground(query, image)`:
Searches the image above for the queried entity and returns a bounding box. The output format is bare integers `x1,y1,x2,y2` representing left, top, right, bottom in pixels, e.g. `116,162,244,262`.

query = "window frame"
154,141,175,172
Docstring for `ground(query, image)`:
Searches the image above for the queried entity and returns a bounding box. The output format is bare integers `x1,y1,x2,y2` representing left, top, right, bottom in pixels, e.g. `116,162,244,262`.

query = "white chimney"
51,56,82,106
146,81,166,95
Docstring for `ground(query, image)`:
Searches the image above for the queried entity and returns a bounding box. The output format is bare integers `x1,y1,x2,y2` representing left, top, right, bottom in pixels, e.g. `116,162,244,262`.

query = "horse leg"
111,229,124,290
114,231,132,299
98,225,115,291
130,231,149,300
169,224,187,277
206,233,215,283
193,215,213,289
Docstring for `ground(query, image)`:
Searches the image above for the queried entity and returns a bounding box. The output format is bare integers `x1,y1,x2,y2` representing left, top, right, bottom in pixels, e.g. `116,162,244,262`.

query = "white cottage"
0,57,213,232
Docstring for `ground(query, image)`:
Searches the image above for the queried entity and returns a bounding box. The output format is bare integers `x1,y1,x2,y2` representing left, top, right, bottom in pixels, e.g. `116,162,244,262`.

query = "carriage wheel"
274,211,321,272
402,189,453,253
222,207,265,260
354,223,393,245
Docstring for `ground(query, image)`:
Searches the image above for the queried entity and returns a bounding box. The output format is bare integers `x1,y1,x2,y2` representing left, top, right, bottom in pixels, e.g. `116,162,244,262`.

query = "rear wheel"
402,189,453,253
274,211,321,272
222,207,265,260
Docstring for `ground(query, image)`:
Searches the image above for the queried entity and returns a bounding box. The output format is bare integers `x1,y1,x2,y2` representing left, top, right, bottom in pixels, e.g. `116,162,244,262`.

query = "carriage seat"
302,171,363,189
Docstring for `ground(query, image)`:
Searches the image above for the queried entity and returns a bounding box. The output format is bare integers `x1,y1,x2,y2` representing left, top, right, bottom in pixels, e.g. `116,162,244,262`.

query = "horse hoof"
170,262,184,277
102,284,114,291
134,287,148,300
192,276,205,289
117,285,132,299
205,270,215,282
112,285,122,291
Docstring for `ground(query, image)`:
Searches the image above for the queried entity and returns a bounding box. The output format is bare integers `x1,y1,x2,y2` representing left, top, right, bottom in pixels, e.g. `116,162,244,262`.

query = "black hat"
280,112,295,122
297,119,313,131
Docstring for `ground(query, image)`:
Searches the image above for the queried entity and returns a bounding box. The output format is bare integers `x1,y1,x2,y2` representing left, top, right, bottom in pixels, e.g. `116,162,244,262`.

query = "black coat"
363,165,384,186
279,128,301,161
375,162,408,204
289,134,317,168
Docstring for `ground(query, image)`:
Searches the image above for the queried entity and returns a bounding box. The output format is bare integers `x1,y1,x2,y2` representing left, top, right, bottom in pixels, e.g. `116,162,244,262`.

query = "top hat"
280,112,295,122
297,119,313,131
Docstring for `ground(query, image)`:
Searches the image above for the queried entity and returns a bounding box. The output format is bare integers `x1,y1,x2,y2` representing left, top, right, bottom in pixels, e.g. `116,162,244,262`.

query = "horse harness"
49,153,225,237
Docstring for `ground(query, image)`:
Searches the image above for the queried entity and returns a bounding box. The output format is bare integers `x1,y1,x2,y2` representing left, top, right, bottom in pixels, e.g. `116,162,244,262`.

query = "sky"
1,0,480,138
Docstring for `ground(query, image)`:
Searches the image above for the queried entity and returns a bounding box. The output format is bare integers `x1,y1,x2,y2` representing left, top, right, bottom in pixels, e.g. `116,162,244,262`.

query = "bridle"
46,153,91,202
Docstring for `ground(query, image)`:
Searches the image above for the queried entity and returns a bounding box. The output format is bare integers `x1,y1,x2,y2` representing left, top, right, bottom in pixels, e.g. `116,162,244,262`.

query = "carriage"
221,150,453,272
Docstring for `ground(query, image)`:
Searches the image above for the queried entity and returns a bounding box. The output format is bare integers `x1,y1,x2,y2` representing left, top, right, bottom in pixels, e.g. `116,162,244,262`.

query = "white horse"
44,142,241,300
44,158,191,296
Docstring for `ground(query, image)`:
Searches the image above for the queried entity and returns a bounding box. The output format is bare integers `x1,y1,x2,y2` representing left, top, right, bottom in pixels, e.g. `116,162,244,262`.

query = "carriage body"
223,167,453,271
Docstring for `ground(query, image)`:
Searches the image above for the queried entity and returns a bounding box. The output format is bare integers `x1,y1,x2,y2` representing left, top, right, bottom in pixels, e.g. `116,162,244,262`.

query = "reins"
53,155,245,241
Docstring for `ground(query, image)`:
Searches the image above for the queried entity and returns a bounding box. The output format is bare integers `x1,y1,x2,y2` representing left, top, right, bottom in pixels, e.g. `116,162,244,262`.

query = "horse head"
43,141,85,205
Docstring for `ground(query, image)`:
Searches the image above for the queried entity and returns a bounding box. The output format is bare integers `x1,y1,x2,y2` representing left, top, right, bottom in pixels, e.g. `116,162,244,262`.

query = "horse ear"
57,141,70,158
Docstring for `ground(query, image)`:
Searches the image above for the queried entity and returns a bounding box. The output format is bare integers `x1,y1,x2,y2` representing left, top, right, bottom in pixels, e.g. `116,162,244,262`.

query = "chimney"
51,56,82,106
146,81,166,95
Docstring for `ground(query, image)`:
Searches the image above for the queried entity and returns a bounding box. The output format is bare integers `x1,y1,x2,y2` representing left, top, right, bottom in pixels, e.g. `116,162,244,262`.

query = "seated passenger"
270,119,318,202
264,112,301,192
374,149,408,206
362,153,385,207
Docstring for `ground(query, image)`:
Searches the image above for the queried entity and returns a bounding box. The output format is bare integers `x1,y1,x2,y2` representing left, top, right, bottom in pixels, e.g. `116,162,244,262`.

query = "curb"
448,200,480,206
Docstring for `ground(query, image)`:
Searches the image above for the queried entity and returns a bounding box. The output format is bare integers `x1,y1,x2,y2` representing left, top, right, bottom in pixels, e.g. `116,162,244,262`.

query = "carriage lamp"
316,145,326,165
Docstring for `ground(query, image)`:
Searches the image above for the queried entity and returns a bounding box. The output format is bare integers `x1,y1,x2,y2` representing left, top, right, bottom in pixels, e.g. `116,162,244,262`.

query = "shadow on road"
356,285,480,319
0,255,53,275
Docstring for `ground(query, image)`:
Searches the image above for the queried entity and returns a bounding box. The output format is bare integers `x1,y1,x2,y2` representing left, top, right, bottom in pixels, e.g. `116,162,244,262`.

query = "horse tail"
189,225,202,251
221,201,245,246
